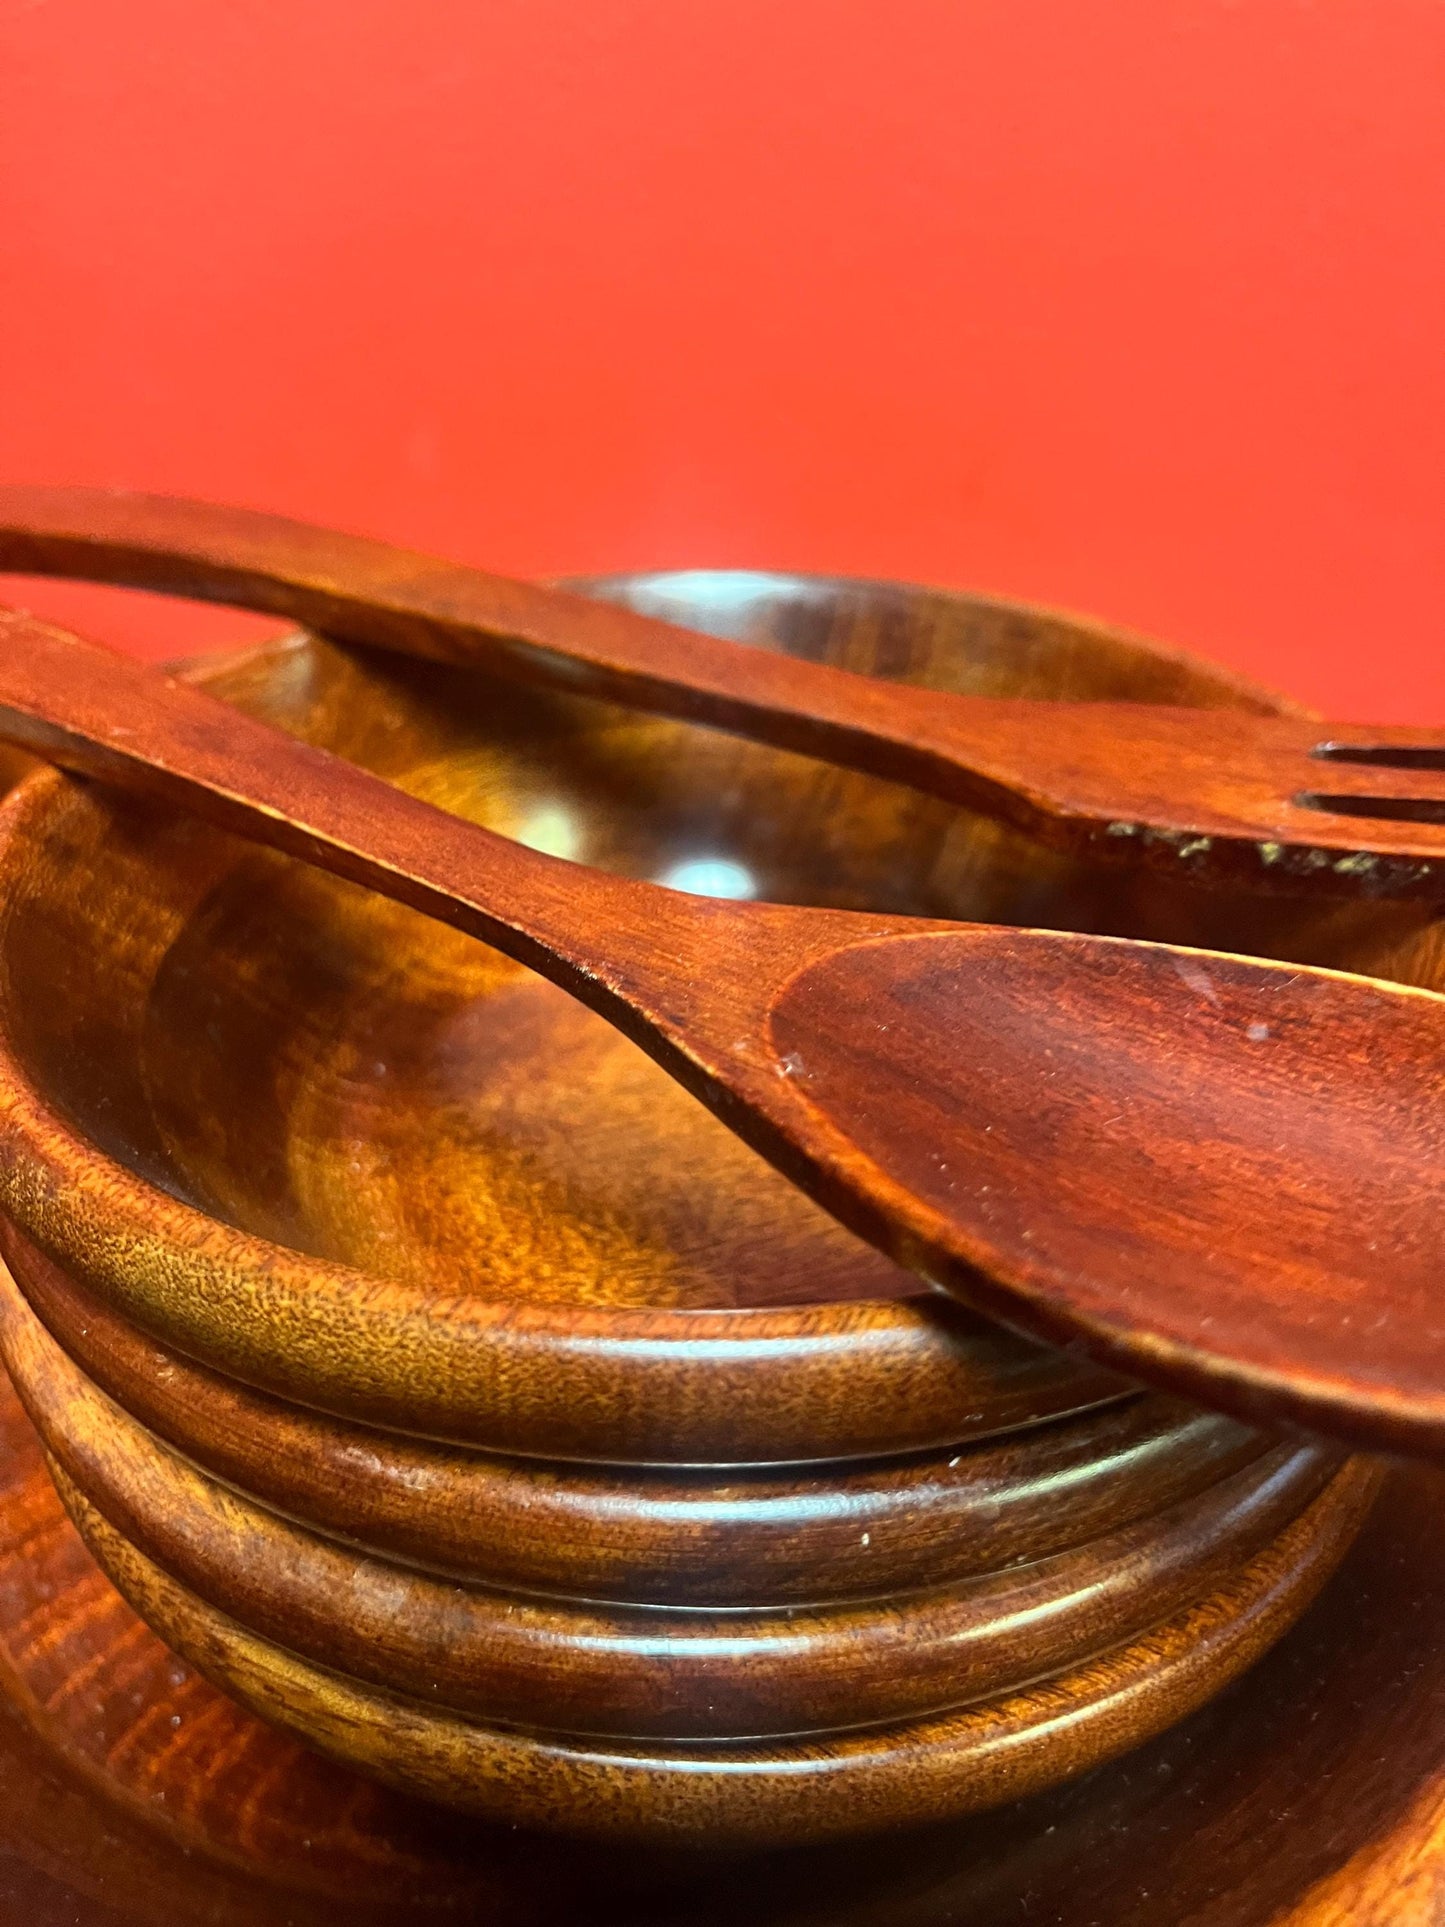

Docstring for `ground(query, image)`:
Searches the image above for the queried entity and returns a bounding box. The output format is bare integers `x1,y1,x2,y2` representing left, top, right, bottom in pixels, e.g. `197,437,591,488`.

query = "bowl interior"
0,571,1433,1314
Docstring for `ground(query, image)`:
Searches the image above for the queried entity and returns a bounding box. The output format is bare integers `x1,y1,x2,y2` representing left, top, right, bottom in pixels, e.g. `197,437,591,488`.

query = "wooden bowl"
3,1223,1270,1608
0,569,1367,1469
0,569,1400,1836
0,1364,1434,1921
0,1262,1337,1744
44,1448,1380,1846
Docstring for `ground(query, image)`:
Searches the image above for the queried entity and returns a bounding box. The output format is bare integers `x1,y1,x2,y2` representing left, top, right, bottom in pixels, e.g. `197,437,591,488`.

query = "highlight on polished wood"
0,1260,1343,1748
0,564,1430,1873
5,1226,1258,1609
0,1366,1436,1923
0,604,1444,1451
4,483,1445,895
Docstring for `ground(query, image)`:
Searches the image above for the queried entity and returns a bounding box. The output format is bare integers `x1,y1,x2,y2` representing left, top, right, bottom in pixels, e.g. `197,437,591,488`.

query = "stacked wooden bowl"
0,570,1399,1846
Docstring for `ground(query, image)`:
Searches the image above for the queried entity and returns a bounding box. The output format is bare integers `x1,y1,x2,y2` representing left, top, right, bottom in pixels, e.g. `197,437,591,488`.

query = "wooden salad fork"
1,485,1444,900
0,603,1443,1459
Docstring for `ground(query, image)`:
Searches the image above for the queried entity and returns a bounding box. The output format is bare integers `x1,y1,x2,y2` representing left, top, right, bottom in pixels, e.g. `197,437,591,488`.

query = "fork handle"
3,485,1445,898
0,486,1247,833
0,485,1006,793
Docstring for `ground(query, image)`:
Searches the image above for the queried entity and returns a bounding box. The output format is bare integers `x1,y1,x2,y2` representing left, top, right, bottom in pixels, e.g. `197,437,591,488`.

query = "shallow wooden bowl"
0,568,1388,1470
44,1447,1379,1845
0,566,1406,1838
0,1365,1435,1918
4,1224,1270,1609
1,1262,1337,1744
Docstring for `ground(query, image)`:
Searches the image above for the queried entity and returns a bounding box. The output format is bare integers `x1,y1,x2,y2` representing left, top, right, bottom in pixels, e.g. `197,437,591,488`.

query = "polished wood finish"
0,1369,1437,1920
2,1262,1334,1744
48,1449,1377,1846
0,597,1212,1468
0,609,1441,1452
768,932,1445,1456
2,485,1445,896
4,1227,1266,1608
0,893,1114,1469
0,569,1427,1899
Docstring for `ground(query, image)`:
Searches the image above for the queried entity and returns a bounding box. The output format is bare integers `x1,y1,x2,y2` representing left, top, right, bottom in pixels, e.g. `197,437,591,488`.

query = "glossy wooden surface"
0,1366,1439,1921
0,568,1431,1902
769,928,1445,1454
0,609,1443,1451
5,1227,1264,1608
48,1445,1377,1846
3,560,1326,1469
3,1261,1336,1745
3,486,1445,895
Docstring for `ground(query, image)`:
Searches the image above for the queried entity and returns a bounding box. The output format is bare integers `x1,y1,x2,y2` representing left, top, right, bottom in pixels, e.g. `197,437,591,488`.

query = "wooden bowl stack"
0,571,1398,1846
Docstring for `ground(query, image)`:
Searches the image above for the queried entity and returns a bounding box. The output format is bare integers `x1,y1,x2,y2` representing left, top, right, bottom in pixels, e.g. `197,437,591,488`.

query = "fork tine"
1295,792,1445,827
1286,751,1445,808
1313,742,1445,773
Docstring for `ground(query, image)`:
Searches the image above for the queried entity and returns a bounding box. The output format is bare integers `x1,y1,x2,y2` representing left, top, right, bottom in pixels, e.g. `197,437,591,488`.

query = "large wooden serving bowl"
0,567,1415,1840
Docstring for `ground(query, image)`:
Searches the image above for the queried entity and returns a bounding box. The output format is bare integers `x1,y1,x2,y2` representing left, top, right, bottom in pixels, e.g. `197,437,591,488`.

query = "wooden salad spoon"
3,484,1445,899
0,605,1443,1457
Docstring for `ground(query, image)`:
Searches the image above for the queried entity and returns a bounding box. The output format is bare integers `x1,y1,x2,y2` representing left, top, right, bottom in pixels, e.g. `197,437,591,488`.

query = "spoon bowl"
772,925,1445,1442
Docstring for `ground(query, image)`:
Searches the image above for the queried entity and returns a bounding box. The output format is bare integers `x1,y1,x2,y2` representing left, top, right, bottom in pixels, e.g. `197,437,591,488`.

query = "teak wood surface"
0,625,1147,1465
5,1225,1263,1610
45,1442,1378,1844
1,1260,1335,1745
3,484,1445,897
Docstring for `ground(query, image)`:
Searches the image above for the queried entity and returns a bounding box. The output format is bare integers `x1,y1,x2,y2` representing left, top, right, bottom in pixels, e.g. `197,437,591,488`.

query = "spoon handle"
0,607,744,1031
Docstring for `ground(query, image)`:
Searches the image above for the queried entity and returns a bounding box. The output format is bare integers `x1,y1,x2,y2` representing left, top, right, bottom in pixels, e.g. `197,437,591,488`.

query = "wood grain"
0,568,1415,1471
0,609,1441,1451
0,573,1428,1909
1,566,1270,1467
49,1451,1378,1846
4,1226,1266,1609
1,485,1444,896
0,1379,517,1924
2,1260,1335,1742
768,926,1445,1453
0,1346,1431,1919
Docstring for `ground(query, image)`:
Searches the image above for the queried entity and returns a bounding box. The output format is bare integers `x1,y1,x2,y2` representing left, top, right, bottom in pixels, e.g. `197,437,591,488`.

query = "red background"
3,0,1441,717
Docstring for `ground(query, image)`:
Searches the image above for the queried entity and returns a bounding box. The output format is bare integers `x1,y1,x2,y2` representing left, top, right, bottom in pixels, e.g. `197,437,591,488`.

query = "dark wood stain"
0,1370,1436,1921
5,1226,1265,1610
0,1259,1339,1744
44,1446,1380,1846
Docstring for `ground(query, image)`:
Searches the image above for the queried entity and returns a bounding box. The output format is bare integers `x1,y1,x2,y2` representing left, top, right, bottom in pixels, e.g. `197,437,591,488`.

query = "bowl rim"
562,566,1314,720
0,572,1297,1463
6,1221,1271,1608
56,1451,1378,1845
23,1318,1322,1742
